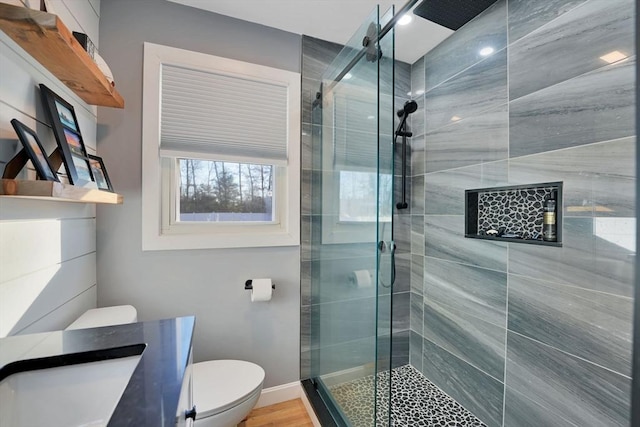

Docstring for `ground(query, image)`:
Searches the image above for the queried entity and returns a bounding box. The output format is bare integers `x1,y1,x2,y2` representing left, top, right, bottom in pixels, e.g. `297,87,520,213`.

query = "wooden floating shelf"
0,3,124,108
0,179,123,204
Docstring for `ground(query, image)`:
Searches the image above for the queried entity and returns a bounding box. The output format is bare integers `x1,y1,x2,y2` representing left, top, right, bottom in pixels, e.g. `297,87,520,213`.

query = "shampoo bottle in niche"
542,191,557,242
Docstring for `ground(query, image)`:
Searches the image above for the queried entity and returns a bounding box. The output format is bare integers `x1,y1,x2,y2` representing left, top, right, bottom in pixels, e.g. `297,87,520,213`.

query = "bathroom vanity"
0,316,195,426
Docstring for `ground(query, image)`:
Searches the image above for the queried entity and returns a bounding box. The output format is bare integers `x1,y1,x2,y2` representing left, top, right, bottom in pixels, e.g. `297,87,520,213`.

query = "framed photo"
10,119,59,182
39,84,94,185
87,154,114,192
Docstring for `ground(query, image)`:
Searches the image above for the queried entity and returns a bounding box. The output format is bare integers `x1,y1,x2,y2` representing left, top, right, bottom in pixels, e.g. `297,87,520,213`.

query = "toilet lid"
193,360,265,419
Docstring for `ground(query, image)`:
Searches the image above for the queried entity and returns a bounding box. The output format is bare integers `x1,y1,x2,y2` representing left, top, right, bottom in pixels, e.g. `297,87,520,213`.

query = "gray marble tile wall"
300,36,413,380
409,54,427,377
508,0,635,100
423,0,507,92
410,0,636,426
300,36,343,380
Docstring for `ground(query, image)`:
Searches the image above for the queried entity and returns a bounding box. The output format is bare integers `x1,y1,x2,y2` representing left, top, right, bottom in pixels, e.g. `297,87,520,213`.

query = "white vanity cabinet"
176,350,196,427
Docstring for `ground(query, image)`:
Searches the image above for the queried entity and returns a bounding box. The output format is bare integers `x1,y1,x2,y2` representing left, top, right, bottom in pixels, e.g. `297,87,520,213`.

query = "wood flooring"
238,398,314,427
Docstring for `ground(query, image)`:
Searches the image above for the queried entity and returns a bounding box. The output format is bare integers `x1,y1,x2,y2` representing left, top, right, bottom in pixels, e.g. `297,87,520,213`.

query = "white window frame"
142,42,300,250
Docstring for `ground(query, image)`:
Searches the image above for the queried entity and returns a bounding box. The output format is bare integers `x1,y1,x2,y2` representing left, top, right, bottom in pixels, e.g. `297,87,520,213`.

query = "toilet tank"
66,305,138,330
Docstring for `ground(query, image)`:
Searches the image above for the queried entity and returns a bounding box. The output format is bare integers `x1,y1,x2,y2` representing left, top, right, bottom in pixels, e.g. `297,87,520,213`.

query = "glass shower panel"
374,7,395,427
308,4,396,426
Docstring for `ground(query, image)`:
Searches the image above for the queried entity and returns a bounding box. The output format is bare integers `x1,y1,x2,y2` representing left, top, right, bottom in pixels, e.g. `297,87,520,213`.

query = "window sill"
142,227,299,251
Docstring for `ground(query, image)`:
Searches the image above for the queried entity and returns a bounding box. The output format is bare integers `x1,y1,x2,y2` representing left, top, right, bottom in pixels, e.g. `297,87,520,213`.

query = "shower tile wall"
409,56,426,376
300,36,413,380
410,0,635,426
300,36,341,380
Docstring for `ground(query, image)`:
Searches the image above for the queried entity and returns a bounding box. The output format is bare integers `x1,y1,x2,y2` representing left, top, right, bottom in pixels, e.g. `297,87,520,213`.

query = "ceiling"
166,0,453,64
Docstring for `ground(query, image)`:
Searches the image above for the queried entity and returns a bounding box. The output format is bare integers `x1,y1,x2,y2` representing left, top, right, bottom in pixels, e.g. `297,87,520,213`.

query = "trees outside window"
179,159,274,222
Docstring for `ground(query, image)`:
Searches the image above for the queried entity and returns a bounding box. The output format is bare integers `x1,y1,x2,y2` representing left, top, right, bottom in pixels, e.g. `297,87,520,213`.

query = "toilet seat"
193,360,265,419
66,305,137,330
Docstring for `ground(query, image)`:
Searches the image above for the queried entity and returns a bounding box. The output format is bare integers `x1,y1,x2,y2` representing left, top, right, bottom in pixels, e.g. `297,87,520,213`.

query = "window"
178,160,274,223
142,43,300,250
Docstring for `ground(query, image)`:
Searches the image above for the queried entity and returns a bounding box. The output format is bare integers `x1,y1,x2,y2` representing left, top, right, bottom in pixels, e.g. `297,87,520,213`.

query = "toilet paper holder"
244,279,276,290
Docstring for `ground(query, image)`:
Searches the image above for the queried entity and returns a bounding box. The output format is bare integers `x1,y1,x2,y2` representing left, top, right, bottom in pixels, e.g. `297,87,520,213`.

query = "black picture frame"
10,119,59,182
87,154,114,192
39,84,94,185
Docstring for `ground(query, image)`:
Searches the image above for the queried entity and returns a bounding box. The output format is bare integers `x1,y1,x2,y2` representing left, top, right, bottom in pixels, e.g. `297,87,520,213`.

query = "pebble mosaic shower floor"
328,364,487,427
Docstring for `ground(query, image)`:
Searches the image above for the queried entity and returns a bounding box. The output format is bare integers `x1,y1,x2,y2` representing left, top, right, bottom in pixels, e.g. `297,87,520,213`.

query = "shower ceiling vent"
413,0,498,30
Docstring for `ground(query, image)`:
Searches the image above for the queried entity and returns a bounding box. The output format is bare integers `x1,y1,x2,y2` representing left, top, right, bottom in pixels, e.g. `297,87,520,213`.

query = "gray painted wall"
410,0,635,425
97,0,302,388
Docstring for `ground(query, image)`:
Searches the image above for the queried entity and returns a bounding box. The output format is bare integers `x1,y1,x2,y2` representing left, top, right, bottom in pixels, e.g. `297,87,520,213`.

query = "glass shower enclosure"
309,5,396,426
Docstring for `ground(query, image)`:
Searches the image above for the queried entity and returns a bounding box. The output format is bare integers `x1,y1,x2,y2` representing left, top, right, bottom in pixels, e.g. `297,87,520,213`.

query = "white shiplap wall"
0,0,101,337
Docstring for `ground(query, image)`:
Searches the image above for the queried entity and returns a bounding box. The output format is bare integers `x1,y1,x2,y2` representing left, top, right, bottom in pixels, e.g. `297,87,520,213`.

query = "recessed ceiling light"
599,50,628,64
406,91,412,96
398,14,412,26
344,72,353,80
450,115,462,122
479,47,494,56
367,115,375,120
415,89,425,95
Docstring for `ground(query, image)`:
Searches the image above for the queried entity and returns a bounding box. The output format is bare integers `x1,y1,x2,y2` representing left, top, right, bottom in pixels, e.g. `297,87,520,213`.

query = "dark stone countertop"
0,316,195,426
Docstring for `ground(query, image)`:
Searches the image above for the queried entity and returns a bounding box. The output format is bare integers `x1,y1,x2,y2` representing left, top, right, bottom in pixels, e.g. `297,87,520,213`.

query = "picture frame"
87,154,114,192
39,84,94,185
10,119,59,182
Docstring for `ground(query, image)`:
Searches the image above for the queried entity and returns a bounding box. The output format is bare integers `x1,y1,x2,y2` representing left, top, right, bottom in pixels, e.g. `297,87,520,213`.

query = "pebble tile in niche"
477,187,553,239
329,364,487,427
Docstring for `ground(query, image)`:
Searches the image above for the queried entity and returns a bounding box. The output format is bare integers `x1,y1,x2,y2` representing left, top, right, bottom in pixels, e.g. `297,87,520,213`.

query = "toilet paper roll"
349,270,373,288
250,278,273,302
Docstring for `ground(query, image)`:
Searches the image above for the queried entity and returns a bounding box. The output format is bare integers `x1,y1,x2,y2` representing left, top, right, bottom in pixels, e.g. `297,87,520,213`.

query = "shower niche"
465,182,563,247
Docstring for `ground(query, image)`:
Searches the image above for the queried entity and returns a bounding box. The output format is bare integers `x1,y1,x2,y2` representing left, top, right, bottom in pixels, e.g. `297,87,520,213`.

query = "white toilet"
66,305,265,427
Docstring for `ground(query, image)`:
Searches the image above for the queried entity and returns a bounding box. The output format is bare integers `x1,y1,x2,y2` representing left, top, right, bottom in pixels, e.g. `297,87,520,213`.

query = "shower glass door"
310,5,395,426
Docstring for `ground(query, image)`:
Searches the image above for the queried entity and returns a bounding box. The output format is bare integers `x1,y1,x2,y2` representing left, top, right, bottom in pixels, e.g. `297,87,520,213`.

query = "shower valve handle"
378,240,396,254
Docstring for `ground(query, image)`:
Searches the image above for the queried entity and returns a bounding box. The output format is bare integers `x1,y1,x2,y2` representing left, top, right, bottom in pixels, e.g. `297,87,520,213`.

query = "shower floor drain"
329,364,487,427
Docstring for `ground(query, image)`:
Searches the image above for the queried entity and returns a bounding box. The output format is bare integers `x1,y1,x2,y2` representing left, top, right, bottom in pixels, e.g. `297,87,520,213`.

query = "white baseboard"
254,381,321,426
255,381,301,408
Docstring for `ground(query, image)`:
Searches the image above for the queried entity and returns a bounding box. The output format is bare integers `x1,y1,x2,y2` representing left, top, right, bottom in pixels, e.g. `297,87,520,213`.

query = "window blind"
160,64,289,165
